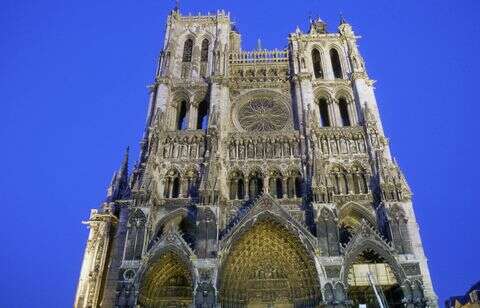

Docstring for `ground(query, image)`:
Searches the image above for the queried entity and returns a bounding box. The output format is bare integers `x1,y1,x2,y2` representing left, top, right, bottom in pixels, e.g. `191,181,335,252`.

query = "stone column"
328,98,338,127
74,210,117,308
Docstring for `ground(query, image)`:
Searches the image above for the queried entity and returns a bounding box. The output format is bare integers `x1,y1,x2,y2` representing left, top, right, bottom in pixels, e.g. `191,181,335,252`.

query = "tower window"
182,39,193,63
312,49,323,79
171,177,180,198
177,100,188,130
319,98,330,127
276,178,283,199
237,178,245,200
330,49,343,79
338,98,351,127
197,100,209,130
201,39,209,62
295,177,302,198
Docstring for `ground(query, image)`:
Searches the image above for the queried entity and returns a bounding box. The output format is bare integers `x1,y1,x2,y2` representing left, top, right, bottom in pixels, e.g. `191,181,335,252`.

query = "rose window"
237,99,289,131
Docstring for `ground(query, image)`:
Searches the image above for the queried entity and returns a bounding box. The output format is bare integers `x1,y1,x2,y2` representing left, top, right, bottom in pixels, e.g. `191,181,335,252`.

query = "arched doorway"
138,250,193,308
345,249,404,308
219,217,322,307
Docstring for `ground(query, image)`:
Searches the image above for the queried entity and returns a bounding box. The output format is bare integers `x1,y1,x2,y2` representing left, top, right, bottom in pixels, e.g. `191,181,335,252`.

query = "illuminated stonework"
220,218,321,306
138,251,193,307
74,7,438,308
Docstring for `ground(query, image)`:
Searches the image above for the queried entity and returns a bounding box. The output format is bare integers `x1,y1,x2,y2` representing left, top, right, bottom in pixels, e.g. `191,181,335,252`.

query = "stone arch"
171,89,191,130
135,245,195,308
149,208,197,250
342,239,406,284
163,168,181,198
340,229,407,308
338,202,376,228
313,87,334,102
151,208,190,242
334,86,354,102
218,212,322,306
338,202,377,247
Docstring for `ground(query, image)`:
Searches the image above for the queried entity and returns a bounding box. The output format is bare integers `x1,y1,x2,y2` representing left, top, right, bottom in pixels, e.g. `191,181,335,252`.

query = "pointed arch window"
330,49,343,79
319,98,330,127
312,49,323,79
338,98,351,127
177,100,188,130
182,39,194,63
197,100,209,130
171,177,180,198
201,39,209,62
124,211,146,260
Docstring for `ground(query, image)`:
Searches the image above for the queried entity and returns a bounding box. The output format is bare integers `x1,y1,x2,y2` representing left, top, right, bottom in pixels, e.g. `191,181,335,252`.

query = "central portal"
219,218,322,307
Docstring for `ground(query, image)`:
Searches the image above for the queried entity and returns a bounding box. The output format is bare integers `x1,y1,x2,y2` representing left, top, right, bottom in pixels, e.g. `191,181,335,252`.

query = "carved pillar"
74,210,118,308
181,178,189,198
189,100,198,130
347,98,358,125
328,98,339,127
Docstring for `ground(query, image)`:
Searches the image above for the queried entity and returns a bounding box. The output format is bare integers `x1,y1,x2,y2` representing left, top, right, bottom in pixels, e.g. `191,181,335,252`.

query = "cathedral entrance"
138,250,193,308
219,218,322,307
346,250,404,308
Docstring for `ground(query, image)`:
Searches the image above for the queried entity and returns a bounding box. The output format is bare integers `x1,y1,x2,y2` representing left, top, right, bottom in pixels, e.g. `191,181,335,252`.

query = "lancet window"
319,98,330,127
177,100,188,130
182,38,194,63
330,48,343,79
312,49,323,79
124,210,146,260
201,39,209,62
200,39,209,77
338,97,351,126
196,100,209,130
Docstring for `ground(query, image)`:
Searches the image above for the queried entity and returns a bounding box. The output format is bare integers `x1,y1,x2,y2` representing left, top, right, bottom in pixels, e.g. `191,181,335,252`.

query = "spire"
256,38,262,51
106,147,131,202
340,12,347,25
118,146,129,182
174,0,180,12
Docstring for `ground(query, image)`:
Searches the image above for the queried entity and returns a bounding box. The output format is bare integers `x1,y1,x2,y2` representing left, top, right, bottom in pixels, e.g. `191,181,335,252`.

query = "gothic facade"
75,8,438,308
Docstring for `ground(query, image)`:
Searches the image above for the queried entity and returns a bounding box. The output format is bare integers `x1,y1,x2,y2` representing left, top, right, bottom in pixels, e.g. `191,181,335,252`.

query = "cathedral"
74,7,438,308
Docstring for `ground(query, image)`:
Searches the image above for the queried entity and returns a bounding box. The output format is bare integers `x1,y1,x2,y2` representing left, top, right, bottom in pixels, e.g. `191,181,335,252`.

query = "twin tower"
75,8,437,308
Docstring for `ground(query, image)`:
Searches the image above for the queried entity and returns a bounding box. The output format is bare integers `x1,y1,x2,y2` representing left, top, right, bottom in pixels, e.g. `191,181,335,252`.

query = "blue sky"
0,0,479,306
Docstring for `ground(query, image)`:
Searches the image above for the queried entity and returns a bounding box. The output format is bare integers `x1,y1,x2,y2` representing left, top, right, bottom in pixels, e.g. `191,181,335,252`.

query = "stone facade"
74,8,438,308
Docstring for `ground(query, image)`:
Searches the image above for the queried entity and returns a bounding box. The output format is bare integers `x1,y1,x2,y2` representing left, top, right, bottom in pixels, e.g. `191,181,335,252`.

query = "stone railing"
229,50,289,64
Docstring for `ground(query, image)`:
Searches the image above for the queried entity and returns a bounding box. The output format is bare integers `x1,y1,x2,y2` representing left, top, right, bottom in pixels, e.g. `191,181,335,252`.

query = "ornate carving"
238,99,289,131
